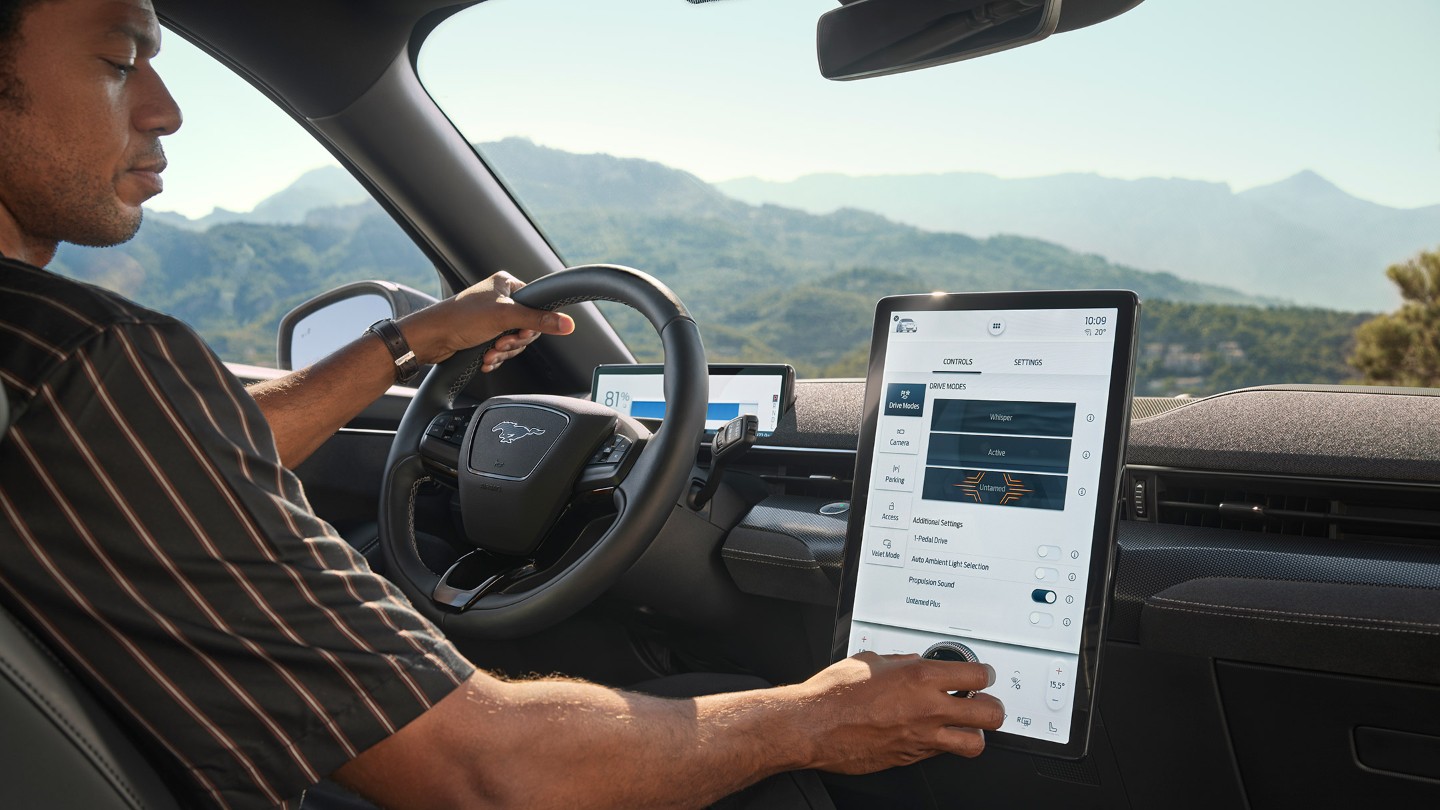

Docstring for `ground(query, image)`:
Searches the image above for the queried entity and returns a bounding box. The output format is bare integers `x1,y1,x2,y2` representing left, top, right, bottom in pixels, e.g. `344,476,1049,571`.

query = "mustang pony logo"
492,421,547,444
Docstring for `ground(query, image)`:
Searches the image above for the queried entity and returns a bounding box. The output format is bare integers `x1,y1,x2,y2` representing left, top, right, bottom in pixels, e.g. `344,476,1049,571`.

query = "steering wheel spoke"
418,405,478,476
432,552,538,611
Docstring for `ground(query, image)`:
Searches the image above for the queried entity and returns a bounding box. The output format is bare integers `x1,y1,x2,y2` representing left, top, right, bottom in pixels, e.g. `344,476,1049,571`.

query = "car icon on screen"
896,318,917,333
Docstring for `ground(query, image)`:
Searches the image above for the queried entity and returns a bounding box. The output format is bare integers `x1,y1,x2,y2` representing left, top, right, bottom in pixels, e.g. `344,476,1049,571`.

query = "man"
0,0,1005,808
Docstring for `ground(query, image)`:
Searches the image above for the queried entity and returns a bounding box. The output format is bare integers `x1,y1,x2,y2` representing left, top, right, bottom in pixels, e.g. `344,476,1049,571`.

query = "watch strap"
367,318,421,384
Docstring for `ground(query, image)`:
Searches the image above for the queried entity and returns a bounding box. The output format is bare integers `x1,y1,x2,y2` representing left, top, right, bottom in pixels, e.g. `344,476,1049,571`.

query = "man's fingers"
534,310,575,336
934,726,988,759
493,330,539,353
487,273,573,337
942,691,1005,729
917,660,996,694
493,304,574,338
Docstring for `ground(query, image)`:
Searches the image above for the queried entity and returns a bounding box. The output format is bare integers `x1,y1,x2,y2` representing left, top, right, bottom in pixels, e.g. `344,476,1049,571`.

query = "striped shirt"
0,259,475,809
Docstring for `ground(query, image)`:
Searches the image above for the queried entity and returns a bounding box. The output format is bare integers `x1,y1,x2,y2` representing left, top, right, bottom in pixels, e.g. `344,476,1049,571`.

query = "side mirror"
277,280,439,372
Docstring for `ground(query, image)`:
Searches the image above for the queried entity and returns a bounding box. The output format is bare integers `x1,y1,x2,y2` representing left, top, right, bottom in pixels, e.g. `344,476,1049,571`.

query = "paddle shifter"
689,414,758,510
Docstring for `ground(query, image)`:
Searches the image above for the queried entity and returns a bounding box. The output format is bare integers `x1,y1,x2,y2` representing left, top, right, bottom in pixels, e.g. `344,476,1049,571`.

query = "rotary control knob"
922,640,981,698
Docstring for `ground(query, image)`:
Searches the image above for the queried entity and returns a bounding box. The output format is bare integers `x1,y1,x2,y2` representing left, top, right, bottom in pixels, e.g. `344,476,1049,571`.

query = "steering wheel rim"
379,264,707,639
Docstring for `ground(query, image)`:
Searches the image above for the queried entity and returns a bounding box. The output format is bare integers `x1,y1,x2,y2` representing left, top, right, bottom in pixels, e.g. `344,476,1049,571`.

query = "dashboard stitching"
1149,594,1440,628
1147,601,1440,635
721,549,821,570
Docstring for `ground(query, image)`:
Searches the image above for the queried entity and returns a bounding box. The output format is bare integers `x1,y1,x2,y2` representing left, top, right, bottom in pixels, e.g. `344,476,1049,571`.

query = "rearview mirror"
817,0,1146,81
277,280,438,372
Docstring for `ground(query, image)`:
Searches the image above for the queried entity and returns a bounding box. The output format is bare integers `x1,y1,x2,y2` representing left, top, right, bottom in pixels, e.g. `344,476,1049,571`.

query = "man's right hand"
787,652,1004,774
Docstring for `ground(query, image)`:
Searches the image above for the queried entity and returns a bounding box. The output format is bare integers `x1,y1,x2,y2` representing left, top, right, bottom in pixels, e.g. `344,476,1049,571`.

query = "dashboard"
702,381,1440,806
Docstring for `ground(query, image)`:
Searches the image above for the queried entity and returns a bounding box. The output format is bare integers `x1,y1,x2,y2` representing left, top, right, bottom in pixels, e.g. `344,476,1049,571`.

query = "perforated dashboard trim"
1127,386,1440,482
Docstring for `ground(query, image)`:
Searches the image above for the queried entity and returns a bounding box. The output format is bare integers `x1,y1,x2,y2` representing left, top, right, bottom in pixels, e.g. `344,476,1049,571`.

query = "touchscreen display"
591,364,793,437
835,293,1136,756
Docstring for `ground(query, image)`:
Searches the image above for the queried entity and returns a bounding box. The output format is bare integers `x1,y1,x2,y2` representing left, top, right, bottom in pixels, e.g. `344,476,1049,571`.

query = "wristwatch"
367,318,421,385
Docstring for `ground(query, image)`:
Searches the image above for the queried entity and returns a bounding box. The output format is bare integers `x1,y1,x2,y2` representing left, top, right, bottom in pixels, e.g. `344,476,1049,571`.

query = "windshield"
418,0,1440,396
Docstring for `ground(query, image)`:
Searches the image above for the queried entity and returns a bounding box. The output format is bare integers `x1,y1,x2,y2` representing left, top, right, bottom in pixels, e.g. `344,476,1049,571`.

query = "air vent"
1127,467,1440,545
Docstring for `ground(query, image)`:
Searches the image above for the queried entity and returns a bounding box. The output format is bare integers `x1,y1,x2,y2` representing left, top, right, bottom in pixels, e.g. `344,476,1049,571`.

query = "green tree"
1350,248,1440,386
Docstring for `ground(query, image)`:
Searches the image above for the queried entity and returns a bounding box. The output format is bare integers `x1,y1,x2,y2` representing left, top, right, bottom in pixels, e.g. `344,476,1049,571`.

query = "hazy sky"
151,0,1440,219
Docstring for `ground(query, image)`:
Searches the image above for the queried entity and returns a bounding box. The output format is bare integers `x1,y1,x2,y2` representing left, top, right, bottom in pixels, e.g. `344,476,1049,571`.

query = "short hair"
0,0,51,109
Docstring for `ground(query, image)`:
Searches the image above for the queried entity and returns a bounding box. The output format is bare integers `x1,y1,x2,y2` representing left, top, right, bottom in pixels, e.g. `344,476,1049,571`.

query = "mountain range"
718,169,1440,312
50,138,1370,389
156,140,1434,312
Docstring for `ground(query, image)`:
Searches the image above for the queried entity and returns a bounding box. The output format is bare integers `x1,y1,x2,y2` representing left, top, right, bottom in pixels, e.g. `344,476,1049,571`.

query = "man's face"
0,0,181,261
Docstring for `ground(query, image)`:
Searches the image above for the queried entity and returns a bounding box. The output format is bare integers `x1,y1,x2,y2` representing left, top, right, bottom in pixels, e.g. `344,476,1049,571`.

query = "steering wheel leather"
379,265,707,639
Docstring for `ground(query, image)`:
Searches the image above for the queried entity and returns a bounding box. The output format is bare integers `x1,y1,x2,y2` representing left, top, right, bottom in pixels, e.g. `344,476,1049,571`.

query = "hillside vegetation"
52,139,1373,395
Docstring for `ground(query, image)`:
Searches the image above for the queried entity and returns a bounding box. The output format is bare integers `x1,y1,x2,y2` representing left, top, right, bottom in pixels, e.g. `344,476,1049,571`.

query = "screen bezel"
830,289,1140,760
589,363,796,436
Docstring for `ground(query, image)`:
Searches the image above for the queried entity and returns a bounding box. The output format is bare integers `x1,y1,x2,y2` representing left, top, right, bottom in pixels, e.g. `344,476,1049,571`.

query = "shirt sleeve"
0,314,474,810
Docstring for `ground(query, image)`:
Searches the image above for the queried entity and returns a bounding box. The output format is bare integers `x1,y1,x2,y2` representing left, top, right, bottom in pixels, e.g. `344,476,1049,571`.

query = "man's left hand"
399,270,576,373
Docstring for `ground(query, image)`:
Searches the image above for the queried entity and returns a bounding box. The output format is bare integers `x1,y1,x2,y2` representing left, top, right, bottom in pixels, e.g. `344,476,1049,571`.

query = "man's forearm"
247,331,397,468
470,677,812,808
335,656,1002,810
337,673,815,810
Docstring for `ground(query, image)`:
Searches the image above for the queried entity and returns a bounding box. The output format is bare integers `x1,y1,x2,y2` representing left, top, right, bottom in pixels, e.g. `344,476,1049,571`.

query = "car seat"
0,383,182,808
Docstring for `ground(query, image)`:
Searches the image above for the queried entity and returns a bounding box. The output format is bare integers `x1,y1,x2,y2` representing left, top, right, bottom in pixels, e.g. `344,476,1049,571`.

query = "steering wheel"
379,265,707,639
